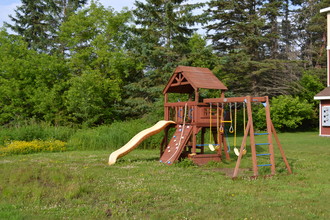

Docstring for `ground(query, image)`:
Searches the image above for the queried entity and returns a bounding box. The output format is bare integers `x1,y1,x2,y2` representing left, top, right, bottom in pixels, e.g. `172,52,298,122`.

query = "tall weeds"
68,119,163,150
0,119,165,151
0,122,75,145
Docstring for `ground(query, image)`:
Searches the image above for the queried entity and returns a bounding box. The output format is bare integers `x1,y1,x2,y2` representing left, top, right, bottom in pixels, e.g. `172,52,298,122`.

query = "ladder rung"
256,153,271,156
256,143,270,145
254,133,269,135
257,164,272,167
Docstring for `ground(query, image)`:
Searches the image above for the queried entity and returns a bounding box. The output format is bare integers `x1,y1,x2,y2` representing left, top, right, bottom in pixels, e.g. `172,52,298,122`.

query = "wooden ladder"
232,96,292,178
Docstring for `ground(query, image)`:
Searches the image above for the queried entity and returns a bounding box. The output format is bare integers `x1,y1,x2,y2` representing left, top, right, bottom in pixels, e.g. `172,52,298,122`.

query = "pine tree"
205,0,304,96
294,0,330,68
5,0,87,53
126,0,205,116
261,0,282,59
206,0,268,60
133,0,204,71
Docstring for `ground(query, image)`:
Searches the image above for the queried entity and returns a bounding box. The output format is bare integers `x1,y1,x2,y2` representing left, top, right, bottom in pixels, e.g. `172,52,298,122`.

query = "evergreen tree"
261,0,282,59
205,0,305,96
179,33,221,70
123,0,205,118
294,0,330,68
280,0,295,59
206,0,268,60
5,0,87,53
133,0,204,71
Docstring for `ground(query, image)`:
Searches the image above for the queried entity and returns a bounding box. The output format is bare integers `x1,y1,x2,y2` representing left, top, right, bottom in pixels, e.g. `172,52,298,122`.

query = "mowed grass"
0,132,329,219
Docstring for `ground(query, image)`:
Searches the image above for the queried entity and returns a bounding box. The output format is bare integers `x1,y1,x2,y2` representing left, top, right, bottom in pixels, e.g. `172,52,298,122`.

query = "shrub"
295,71,325,108
254,95,315,131
0,140,66,156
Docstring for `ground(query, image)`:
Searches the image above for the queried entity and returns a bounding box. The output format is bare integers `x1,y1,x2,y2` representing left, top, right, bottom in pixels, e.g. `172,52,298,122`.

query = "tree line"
0,0,328,129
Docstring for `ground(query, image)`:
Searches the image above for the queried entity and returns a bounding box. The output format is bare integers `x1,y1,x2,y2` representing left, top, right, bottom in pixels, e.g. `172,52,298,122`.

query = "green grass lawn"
0,132,329,219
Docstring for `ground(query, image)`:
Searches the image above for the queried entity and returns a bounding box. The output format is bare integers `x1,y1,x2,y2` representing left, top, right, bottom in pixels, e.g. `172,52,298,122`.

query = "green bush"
254,95,315,131
295,71,325,108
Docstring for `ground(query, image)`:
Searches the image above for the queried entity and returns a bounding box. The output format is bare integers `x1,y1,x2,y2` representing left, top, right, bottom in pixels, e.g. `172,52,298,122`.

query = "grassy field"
0,132,329,219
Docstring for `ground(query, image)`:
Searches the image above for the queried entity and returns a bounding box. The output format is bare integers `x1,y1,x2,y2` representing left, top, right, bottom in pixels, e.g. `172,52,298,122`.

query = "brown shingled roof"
163,66,228,94
315,87,330,97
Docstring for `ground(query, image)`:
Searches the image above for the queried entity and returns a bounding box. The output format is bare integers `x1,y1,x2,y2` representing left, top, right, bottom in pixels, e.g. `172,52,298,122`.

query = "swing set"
108,66,291,178
160,66,292,178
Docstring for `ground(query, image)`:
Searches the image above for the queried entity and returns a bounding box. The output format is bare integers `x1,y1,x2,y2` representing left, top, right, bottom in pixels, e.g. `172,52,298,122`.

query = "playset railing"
164,101,219,125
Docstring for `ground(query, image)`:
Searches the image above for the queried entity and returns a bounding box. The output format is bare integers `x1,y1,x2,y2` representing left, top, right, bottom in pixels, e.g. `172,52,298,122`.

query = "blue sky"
0,0,205,27
0,0,142,27
0,0,206,34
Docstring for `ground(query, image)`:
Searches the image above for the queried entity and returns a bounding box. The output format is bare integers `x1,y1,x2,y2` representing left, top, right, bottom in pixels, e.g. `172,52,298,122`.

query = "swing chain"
229,103,234,133
216,103,219,133
220,103,224,133
234,102,237,146
243,101,246,135
209,102,212,144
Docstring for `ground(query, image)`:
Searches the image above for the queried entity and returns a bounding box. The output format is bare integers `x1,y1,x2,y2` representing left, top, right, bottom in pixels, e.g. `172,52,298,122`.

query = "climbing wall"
159,124,193,165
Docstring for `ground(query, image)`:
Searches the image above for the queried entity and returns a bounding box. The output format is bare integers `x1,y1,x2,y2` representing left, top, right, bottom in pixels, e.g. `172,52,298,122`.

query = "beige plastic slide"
108,120,176,165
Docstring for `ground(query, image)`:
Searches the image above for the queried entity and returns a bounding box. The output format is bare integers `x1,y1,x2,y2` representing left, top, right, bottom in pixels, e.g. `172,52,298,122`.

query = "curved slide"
108,120,176,165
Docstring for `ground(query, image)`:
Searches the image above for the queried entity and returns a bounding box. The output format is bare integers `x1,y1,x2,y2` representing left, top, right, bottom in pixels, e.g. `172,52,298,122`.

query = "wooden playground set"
109,66,292,178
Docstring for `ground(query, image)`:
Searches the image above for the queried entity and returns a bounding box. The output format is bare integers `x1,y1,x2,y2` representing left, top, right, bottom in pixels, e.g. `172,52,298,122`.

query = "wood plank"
265,96,276,175
170,82,191,87
204,96,267,103
271,122,293,174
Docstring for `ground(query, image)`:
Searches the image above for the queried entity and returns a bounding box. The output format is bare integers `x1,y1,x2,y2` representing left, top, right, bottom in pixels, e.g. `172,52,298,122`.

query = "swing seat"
208,144,215,151
234,147,247,156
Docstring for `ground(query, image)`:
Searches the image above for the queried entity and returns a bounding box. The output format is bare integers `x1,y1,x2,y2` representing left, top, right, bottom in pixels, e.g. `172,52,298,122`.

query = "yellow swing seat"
234,147,247,156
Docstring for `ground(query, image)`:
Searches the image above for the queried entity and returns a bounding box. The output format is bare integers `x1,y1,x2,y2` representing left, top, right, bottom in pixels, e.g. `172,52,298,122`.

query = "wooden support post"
246,96,258,176
195,89,199,103
232,119,251,178
164,93,168,120
217,131,221,157
192,126,197,154
175,107,178,122
221,90,225,98
192,105,196,124
270,122,293,174
265,97,276,175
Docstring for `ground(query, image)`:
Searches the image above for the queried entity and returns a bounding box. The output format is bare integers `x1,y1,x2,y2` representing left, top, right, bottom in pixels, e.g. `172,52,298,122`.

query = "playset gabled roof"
163,66,228,94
